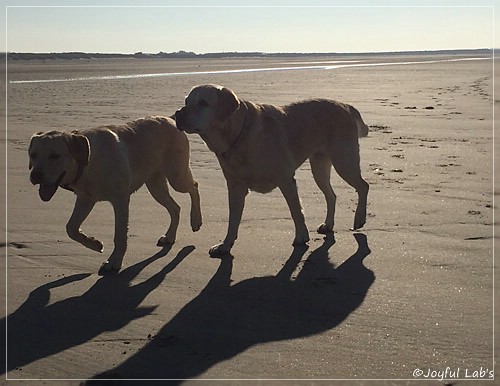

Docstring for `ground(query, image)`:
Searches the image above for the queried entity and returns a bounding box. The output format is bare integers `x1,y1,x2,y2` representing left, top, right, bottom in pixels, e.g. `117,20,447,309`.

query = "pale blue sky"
3,1,497,54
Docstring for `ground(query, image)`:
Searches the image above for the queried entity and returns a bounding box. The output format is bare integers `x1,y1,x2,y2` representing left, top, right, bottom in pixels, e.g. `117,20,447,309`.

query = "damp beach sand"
1,53,496,384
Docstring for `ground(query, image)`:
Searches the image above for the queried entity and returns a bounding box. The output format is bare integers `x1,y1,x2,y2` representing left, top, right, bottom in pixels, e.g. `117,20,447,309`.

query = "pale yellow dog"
28,116,202,274
175,84,369,257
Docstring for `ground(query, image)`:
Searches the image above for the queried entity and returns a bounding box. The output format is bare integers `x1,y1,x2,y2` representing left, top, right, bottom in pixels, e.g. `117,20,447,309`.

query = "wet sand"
1,53,496,384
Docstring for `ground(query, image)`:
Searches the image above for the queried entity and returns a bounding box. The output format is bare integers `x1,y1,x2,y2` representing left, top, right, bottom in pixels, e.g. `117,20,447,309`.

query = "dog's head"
175,84,240,134
28,131,90,202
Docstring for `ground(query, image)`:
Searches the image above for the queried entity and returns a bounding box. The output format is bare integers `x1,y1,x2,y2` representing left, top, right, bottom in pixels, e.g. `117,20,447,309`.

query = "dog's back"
277,99,367,167
283,99,367,138
80,116,188,194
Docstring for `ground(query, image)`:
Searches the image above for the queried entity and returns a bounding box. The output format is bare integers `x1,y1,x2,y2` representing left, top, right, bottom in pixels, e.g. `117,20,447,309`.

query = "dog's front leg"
66,197,103,252
279,178,310,246
99,196,130,274
209,182,248,258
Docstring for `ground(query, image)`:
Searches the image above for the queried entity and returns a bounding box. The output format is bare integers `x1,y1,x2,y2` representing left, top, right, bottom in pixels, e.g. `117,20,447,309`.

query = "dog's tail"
350,106,369,138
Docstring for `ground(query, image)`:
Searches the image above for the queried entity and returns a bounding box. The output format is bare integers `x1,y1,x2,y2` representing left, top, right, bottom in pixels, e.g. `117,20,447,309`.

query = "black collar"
220,112,249,159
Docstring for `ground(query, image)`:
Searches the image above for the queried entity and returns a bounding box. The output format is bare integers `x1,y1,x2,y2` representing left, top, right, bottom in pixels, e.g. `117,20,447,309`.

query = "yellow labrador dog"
175,84,369,257
29,116,202,274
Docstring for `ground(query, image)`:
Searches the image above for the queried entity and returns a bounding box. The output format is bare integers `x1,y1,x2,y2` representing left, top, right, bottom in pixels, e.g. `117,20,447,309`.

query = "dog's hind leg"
188,181,202,232
279,177,310,246
330,143,369,230
66,197,102,252
310,152,336,234
167,168,202,233
147,174,181,247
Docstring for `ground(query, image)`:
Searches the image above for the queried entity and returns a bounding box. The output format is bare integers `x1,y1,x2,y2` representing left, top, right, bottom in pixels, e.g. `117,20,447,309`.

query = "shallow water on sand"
8,57,488,84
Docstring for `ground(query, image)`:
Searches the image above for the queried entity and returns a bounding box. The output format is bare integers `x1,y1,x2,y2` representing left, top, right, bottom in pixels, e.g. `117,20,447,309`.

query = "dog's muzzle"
30,170,44,185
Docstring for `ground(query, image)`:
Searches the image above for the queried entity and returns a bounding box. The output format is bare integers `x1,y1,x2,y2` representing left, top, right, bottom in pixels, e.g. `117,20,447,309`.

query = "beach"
2,53,496,384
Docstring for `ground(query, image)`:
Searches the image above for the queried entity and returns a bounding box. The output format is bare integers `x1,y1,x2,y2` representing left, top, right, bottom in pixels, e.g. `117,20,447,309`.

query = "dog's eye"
198,100,208,108
49,153,61,160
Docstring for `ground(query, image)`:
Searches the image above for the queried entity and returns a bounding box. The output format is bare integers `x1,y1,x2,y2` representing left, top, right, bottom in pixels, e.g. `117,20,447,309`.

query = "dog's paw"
98,260,121,276
157,235,175,247
292,233,310,246
352,208,367,230
209,243,231,258
317,223,333,235
191,214,202,232
85,237,104,253
352,218,366,231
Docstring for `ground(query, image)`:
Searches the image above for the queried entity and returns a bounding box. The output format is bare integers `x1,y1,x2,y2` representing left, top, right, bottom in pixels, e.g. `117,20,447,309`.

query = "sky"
2,1,497,54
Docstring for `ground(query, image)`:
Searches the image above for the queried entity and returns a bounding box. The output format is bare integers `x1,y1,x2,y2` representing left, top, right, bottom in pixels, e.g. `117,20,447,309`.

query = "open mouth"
38,171,65,202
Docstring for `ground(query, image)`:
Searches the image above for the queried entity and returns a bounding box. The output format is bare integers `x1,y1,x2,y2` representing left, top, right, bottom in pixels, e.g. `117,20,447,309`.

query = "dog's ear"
216,87,240,121
28,132,44,170
65,132,90,167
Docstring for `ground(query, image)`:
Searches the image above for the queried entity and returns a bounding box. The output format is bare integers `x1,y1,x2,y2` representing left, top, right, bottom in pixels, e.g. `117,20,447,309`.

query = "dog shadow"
91,233,374,382
2,245,195,375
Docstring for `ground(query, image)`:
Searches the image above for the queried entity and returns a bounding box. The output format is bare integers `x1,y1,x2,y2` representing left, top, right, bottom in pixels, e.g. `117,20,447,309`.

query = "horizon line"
4,48,494,56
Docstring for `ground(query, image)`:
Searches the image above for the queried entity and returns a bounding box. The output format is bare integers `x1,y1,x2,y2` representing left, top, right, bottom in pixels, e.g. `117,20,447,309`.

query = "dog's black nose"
30,170,44,185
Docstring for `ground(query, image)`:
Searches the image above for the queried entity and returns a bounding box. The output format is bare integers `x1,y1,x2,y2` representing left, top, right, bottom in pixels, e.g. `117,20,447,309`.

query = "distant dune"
6,48,492,61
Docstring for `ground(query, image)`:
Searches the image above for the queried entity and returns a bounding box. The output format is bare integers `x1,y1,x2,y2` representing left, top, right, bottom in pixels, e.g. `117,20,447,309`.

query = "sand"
1,54,496,385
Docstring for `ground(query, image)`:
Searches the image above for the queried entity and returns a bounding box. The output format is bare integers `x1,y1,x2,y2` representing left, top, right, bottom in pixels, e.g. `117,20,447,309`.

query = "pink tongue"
39,184,58,202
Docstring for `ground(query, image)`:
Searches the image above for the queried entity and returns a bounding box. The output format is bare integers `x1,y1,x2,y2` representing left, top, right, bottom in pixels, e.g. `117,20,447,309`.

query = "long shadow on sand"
91,233,374,382
2,245,195,375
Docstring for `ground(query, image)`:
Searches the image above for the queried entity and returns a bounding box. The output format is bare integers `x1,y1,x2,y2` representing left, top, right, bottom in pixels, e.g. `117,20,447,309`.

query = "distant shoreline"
5,48,492,61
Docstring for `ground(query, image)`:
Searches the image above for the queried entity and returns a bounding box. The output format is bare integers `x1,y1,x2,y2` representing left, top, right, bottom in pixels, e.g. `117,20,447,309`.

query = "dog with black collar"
176,84,369,257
